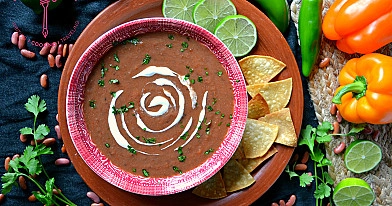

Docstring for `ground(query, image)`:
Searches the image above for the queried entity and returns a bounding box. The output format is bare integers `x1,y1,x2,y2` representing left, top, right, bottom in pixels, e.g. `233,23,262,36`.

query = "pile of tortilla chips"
192,55,298,199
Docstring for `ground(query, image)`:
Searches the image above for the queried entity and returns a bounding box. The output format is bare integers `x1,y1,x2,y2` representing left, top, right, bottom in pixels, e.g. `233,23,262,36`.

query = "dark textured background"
0,0,318,205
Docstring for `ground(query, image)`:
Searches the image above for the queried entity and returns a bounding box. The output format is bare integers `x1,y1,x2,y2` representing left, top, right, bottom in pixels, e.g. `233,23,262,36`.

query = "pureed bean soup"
83,32,234,178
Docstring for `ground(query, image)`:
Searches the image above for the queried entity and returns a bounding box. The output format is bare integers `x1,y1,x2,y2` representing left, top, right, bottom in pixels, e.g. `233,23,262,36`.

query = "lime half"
333,177,375,206
344,140,382,174
162,0,200,22
214,15,257,57
192,0,237,33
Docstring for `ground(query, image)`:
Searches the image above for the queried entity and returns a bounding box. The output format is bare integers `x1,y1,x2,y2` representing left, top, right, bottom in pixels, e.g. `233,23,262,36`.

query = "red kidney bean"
11,32,19,45
18,176,27,190
286,194,296,206
40,74,48,88
55,125,62,140
330,103,337,116
20,133,28,143
43,137,56,146
306,172,313,187
18,34,26,49
336,110,343,123
289,153,299,165
48,54,55,67
50,42,57,54
55,54,63,68
319,57,331,68
372,130,380,141
294,163,307,171
278,199,285,206
55,158,70,166
333,121,340,135
301,151,309,164
4,157,11,171
334,142,346,154
91,203,104,206
39,42,51,56
69,43,74,54
56,113,59,122
57,44,63,56
362,125,373,135
87,191,100,203
52,188,61,195
20,49,36,59
0,193,5,204
28,194,37,202
12,154,20,160
62,44,68,57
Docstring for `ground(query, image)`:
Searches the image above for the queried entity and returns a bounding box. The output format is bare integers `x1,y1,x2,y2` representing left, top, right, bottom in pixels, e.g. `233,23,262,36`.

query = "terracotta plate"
58,0,303,204
66,17,247,196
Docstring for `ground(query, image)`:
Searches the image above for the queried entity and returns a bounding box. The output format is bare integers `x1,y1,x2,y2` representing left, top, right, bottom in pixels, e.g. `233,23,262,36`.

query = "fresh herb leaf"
314,183,331,199
114,53,120,63
142,54,151,65
127,145,137,154
34,124,50,140
25,95,46,117
142,169,149,177
109,79,119,84
299,172,313,187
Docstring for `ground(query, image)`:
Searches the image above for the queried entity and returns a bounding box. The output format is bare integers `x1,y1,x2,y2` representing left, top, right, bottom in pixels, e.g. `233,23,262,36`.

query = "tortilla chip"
222,159,255,192
192,171,227,199
238,146,278,173
231,142,245,160
239,55,286,85
248,93,270,119
259,108,297,147
246,78,292,113
242,119,279,158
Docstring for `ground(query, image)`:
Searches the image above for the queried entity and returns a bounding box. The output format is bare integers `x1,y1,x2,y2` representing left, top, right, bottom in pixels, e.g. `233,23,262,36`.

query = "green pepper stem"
332,76,367,104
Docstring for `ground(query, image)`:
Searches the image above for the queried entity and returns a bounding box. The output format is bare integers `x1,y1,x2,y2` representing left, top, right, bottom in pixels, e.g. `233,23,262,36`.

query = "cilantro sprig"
285,122,365,206
1,95,76,206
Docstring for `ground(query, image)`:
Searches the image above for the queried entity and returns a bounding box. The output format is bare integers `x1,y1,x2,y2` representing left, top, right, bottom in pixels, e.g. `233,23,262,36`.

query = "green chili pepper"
298,0,323,77
251,0,290,33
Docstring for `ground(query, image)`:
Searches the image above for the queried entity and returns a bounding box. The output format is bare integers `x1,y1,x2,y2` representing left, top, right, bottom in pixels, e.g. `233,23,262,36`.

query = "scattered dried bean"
332,121,340,135
12,154,20,160
11,32,19,45
40,74,48,88
63,44,68,57
28,194,37,202
336,110,343,122
362,125,373,135
286,194,296,206
55,54,63,68
333,142,346,154
69,43,74,54
271,203,279,206
306,172,312,187
20,49,36,59
0,193,5,204
330,103,337,115
91,203,104,206
294,163,307,171
279,199,285,206
18,176,27,190
56,113,59,122
52,188,61,195
319,57,330,68
372,130,380,141
18,34,26,49
57,44,63,56
39,42,51,56
50,42,57,54
300,151,309,164
87,191,100,203
43,137,56,146
4,157,11,171
55,158,70,166
20,133,28,143
48,54,55,67
55,125,62,140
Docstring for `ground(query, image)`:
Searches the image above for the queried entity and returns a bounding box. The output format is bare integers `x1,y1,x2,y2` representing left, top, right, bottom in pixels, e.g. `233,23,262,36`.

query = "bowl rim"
65,17,248,196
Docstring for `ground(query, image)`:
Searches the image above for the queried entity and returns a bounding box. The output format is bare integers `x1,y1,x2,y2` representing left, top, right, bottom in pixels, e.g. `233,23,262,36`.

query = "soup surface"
83,32,234,178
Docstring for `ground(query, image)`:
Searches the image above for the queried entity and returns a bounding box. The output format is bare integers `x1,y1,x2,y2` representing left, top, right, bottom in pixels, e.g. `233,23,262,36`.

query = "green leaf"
299,172,313,187
20,127,33,135
314,183,331,199
34,144,53,156
316,122,333,137
285,165,298,179
25,95,46,117
347,124,366,136
1,173,18,194
323,172,334,185
34,124,50,140
19,146,43,175
310,147,324,163
317,158,332,167
316,134,332,144
8,159,21,172
299,125,315,154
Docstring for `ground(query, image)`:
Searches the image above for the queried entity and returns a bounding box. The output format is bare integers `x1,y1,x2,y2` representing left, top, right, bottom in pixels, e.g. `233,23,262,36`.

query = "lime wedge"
333,177,375,206
192,0,237,33
162,0,200,22
214,15,257,57
344,139,382,173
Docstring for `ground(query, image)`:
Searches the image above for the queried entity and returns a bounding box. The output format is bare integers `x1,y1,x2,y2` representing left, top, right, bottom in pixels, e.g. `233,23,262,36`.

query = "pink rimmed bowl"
65,17,248,196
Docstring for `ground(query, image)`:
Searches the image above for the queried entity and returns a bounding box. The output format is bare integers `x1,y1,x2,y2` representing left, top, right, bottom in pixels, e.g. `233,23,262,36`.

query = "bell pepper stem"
332,76,367,104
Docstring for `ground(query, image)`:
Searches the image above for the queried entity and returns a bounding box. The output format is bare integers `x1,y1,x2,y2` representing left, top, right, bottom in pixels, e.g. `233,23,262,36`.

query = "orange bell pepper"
332,53,392,124
322,0,392,54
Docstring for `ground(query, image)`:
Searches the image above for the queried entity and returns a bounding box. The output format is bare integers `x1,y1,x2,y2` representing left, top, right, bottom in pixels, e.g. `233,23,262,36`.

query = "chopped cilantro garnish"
143,137,156,144
217,71,223,76
168,34,174,40
100,63,108,78
215,110,221,115
142,169,149,177
114,53,120,63
127,145,137,154
109,79,119,84
142,54,151,65
105,143,110,148
197,76,203,82
226,123,231,127
110,92,116,97
110,64,120,70
190,79,195,84
181,41,188,49
196,133,201,138
207,106,213,111
178,155,186,162
204,148,213,154
166,43,173,48
89,100,96,108
98,79,105,87
128,38,139,45
173,166,182,174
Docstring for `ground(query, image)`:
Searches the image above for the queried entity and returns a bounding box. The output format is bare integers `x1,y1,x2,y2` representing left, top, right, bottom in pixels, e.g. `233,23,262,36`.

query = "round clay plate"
66,17,247,196
59,0,303,204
